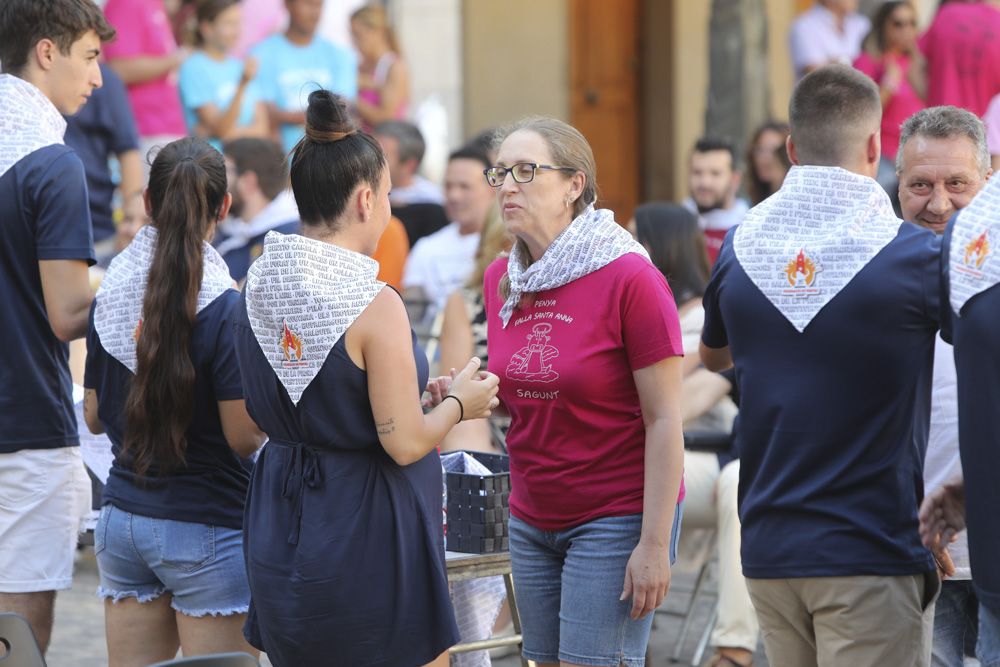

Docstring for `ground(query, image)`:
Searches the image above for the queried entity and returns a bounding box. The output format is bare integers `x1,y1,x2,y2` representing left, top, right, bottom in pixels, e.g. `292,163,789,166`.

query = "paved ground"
46,541,766,667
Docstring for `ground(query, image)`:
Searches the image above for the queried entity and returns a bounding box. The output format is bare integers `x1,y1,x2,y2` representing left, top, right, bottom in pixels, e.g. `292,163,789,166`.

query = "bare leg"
175,612,258,658
104,595,179,667
0,591,55,654
424,651,450,667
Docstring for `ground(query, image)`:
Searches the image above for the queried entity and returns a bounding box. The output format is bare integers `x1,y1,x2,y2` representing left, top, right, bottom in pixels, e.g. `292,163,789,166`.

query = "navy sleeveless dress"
233,292,459,667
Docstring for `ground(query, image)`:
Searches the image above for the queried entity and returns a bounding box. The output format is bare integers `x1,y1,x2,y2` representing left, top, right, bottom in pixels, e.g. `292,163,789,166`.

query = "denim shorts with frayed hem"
509,506,683,667
94,504,250,617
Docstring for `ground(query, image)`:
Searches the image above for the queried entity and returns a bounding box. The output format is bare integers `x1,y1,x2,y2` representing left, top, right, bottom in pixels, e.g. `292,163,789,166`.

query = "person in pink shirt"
854,0,925,210
103,0,190,165
920,0,1000,117
482,118,685,667
349,5,409,133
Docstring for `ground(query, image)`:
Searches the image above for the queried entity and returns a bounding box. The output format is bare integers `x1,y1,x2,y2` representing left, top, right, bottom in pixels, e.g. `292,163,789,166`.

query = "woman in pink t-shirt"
854,1,925,210
481,118,685,667
349,5,409,133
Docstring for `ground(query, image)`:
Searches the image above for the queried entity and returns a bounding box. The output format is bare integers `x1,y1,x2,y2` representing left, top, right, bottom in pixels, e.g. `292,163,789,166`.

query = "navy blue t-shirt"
943,222,1000,612
64,64,139,242
214,220,299,283
702,223,940,578
0,145,95,453
84,290,250,529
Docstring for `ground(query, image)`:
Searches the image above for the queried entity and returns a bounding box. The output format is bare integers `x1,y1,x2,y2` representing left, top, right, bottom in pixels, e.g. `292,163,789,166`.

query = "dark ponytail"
289,89,386,230
124,137,228,476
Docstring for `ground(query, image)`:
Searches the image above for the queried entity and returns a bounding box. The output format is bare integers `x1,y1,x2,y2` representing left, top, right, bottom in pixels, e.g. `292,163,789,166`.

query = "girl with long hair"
854,0,925,208
744,121,790,206
350,4,410,131
83,136,264,665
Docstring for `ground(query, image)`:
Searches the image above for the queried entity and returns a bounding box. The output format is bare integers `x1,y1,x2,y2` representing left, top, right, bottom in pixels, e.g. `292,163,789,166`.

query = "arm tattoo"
376,417,395,436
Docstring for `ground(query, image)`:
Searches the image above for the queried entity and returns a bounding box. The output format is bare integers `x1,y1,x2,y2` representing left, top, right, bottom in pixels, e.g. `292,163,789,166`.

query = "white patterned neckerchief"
733,166,902,333
0,74,67,179
245,231,385,405
498,205,650,328
949,175,1000,314
94,226,235,373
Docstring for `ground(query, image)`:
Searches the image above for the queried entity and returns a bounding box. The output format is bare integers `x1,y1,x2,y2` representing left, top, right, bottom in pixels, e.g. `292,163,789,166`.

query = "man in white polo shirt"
790,0,870,79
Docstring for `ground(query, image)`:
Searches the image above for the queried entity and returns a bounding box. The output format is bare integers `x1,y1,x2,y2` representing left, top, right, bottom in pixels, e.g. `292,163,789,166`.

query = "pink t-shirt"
103,0,186,137
483,254,685,532
920,2,1000,117
854,52,924,160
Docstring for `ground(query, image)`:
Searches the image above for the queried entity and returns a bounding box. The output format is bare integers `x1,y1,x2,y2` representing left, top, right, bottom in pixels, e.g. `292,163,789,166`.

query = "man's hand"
919,482,966,553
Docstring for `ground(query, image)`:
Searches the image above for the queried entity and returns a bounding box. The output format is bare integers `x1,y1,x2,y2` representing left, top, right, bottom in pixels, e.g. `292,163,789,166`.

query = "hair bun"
304,90,358,144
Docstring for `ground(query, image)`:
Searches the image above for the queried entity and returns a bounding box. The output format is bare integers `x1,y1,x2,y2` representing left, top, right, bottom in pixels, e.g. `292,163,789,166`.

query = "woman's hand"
620,541,671,620
448,357,500,421
421,375,453,409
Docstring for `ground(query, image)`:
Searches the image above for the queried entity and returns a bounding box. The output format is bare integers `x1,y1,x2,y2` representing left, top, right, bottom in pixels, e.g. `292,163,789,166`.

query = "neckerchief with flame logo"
0,74,67,180
734,166,902,333
950,175,1000,314
94,226,235,373
244,232,385,406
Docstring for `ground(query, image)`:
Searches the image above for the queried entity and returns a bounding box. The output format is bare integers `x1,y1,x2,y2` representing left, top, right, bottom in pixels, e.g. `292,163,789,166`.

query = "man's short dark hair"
448,146,491,171
223,138,288,200
373,120,426,165
788,64,881,166
0,0,115,75
692,136,739,171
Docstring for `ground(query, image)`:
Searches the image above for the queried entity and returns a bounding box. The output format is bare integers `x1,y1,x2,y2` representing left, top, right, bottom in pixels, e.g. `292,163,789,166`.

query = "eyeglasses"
484,162,577,187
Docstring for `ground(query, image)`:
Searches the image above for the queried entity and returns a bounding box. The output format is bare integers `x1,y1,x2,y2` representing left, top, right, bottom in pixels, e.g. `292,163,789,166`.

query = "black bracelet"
442,394,463,423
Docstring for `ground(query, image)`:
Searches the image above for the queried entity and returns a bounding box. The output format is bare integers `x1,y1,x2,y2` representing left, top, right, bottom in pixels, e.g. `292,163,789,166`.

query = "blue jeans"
95,504,250,617
932,580,979,666
509,507,682,667
979,602,1000,667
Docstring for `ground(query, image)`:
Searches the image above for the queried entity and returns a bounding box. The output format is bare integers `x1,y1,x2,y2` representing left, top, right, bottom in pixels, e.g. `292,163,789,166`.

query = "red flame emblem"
280,320,303,362
785,249,817,287
964,231,991,269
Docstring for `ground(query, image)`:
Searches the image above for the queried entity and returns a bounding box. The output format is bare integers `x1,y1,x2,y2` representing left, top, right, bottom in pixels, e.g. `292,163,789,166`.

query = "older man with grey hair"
897,105,992,667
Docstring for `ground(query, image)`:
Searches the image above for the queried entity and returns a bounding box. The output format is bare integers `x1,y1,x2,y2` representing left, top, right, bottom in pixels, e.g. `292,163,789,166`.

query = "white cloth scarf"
950,175,1000,314
214,189,300,258
245,231,385,405
498,206,650,328
0,74,67,179
95,226,235,373
733,166,902,333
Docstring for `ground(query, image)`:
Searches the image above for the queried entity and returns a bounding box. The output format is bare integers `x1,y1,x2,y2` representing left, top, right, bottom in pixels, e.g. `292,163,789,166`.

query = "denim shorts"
94,504,250,617
509,506,683,667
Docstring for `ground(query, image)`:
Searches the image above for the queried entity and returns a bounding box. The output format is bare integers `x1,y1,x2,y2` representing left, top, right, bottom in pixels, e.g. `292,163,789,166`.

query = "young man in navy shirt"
701,65,941,666
922,175,1000,667
0,0,114,653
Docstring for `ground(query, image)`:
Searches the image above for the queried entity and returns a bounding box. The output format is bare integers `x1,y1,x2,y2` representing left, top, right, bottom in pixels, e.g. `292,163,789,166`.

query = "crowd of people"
4,1,1000,667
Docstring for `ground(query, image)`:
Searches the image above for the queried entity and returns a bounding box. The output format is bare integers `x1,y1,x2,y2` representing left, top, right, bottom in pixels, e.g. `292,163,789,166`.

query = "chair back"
0,613,46,667
146,653,260,667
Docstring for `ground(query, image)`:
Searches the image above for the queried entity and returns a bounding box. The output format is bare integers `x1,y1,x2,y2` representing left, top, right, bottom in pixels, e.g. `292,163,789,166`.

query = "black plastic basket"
445,451,511,553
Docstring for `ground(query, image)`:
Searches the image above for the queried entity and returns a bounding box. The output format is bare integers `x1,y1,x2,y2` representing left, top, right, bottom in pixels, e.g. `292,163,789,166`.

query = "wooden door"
569,0,640,223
